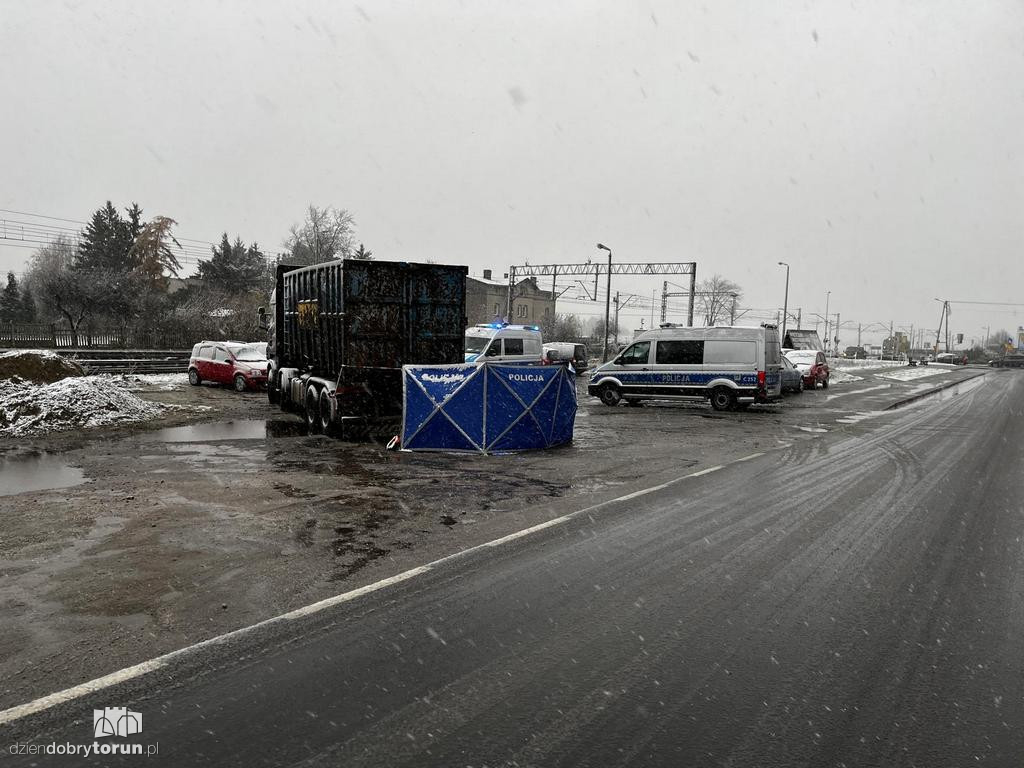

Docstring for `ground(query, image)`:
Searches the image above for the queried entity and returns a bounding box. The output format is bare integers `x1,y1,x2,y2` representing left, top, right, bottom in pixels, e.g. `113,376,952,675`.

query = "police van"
588,324,783,411
464,323,543,365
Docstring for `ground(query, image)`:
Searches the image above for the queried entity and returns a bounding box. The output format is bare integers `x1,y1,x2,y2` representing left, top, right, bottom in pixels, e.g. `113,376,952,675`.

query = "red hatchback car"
784,349,830,389
188,342,268,391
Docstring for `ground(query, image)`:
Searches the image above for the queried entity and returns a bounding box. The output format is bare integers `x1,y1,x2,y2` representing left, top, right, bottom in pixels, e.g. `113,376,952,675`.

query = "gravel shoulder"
0,366,989,709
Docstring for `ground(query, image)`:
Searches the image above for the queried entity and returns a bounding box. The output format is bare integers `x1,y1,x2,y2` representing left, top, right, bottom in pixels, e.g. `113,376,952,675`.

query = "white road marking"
735,452,765,462
0,660,164,727
687,465,724,477
0,452,762,726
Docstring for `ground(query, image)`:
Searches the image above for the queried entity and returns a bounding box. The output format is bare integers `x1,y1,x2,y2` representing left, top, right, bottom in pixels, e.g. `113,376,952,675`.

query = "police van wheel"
709,387,736,412
599,384,622,407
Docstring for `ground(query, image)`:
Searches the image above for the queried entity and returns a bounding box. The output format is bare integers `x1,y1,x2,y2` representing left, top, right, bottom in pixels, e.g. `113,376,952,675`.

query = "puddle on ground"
145,419,307,442
0,452,86,497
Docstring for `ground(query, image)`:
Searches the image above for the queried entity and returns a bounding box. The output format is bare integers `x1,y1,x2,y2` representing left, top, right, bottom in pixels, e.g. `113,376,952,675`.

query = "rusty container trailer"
266,259,467,434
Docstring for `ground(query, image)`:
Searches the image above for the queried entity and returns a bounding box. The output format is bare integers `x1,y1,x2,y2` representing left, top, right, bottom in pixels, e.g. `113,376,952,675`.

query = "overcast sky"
2,0,1022,343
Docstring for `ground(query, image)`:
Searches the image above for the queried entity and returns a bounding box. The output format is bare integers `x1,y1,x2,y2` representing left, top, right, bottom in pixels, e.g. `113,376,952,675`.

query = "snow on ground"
829,358,906,370
87,373,189,391
874,366,948,382
828,370,863,385
0,376,167,436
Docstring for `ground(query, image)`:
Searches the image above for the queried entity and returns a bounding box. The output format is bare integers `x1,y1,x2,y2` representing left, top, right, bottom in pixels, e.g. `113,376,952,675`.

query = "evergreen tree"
352,243,373,260
77,201,136,272
198,233,270,293
0,272,21,322
19,284,36,323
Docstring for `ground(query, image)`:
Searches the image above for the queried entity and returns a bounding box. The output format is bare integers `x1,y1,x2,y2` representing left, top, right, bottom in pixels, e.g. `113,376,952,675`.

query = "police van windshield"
465,336,490,355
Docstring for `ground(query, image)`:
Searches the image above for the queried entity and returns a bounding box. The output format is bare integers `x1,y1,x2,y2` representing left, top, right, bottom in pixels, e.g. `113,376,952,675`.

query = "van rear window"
656,340,704,365
704,340,756,364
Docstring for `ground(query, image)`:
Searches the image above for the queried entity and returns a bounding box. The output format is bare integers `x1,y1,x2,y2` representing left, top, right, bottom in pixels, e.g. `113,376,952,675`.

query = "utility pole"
778,261,790,341
824,291,831,354
687,266,697,327
857,323,862,347
597,243,612,361
834,313,840,354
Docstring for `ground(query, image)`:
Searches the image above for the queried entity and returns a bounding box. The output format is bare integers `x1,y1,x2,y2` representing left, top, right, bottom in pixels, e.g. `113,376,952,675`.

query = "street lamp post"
597,243,612,361
823,290,831,354
778,261,790,342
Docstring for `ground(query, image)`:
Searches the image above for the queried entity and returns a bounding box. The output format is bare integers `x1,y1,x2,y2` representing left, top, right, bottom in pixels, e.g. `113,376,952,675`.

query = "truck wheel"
188,368,201,386
318,389,334,435
304,387,321,433
709,387,736,412
233,374,247,392
599,384,622,407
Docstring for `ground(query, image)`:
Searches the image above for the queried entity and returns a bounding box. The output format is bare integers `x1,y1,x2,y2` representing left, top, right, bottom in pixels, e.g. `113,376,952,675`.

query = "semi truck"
260,259,468,436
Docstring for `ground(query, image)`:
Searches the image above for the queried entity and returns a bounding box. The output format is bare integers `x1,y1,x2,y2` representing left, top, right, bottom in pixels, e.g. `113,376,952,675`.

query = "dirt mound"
0,350,84,384
0,377,165,436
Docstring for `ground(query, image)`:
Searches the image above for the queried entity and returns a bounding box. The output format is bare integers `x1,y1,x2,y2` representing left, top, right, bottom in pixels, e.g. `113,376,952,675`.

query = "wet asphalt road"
3,371,1023,767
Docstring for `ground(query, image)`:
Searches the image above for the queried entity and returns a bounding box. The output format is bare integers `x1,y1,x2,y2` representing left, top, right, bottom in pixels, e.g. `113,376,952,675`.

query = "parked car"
189,341,269,391
542,342,589,374
780,355,805,393
784,349,830,389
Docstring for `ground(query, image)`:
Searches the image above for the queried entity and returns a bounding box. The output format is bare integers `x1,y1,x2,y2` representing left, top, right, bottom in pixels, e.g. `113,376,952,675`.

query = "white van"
464,323,543,365
588,324,783,411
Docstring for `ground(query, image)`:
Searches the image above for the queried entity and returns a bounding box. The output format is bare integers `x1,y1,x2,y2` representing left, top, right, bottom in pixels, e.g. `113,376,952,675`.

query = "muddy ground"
0,366,987,708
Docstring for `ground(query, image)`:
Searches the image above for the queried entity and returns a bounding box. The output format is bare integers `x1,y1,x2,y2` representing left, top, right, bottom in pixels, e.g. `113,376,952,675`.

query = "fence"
0,323,199,350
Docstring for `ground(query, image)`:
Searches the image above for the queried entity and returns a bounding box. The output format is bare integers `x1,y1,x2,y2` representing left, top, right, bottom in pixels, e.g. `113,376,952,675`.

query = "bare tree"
284,205,356,265
697,275,742,326
25,236,102,345
540,312,583,341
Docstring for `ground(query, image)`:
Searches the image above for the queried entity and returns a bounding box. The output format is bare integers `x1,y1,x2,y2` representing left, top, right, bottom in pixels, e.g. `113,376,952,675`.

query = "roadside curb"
884,371,988,411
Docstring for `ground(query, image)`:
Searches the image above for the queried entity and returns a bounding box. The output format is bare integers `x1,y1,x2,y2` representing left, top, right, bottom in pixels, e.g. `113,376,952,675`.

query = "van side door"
652,339,704,395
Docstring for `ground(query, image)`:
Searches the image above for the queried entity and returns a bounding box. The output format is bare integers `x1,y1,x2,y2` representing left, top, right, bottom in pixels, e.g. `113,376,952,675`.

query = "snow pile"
0,349,84,384
828,369,863,384
0,376,166,436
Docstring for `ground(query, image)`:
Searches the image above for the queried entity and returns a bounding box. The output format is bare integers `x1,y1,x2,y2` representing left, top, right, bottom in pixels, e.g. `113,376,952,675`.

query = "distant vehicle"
782,329,824,351
260,259,468,434
990,353,1024,368
588,324,783,411
784,349,830,389
542,342,589,374
780,355,805,393
464,323,543,365
844,346,867,359
188,342,268,391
